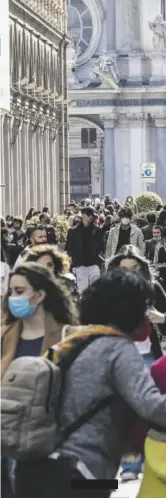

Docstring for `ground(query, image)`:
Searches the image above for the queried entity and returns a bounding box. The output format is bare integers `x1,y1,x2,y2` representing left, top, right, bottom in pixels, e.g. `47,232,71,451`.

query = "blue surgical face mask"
8,296,37,319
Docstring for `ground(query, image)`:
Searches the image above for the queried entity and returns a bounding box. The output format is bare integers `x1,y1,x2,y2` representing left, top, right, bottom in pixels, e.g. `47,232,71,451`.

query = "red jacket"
131,356,166,454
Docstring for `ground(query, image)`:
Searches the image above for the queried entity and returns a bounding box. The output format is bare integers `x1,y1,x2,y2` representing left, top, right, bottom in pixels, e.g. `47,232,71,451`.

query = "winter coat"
49,326,166,480
106,224,145,261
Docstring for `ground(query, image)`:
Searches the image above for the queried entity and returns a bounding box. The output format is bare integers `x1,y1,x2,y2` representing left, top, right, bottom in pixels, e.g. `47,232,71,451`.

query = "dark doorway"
69,157,91,204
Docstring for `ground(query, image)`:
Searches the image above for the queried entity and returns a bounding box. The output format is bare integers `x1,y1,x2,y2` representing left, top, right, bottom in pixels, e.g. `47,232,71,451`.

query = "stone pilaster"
101,115,116,197
155,116,166,203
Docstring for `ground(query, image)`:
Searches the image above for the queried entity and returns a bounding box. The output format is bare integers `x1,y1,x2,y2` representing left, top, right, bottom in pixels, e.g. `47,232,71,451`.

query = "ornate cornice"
9,0,67,45
9,94,59,135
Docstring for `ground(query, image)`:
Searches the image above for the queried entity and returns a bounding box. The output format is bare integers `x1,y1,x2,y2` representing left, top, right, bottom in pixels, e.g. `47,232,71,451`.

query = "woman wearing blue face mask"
1,262,79,378
1,262,79,494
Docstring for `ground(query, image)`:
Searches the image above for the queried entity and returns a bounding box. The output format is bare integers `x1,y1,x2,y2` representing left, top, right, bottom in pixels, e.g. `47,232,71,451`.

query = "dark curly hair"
107,245,153,281
3,262,79,326
80,268,154,334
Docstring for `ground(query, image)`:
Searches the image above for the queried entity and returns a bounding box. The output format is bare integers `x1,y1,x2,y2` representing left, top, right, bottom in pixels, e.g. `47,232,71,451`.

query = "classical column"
59,41,65,213
155,117,166,203
63,42,70,207
127,113,148,198
0,116,5,214
102,115,116,197
3,115,11,215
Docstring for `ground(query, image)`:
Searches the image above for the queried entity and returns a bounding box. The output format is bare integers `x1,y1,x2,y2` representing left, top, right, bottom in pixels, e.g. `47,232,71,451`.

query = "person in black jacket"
157,205,166,227
156,226,166,292
1,227,22,268
65,206,104,295
107,244,165,480
142,212,156,241
39,213,58,245
107,244,166,357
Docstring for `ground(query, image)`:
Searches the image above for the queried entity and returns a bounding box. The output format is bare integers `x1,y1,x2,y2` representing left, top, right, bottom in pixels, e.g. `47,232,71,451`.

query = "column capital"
155,116,166,128
100,114,117,128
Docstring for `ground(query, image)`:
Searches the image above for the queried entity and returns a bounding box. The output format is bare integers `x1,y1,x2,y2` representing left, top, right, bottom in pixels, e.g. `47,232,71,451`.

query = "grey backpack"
1,356,62,460
1,338,112,460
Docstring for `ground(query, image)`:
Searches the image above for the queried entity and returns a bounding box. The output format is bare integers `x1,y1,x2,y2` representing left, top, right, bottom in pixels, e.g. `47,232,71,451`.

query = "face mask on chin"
121,218,130,226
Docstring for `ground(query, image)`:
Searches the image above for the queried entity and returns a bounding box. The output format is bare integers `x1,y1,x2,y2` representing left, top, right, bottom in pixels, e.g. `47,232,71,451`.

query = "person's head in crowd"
23,245,71,278
68,202,76,212
99,201,105,212
80,199,85,207
152,225,162,243
72,215,82,227
99,214,105,227
93,213,99,225
81,206,95,227
33,211,41,217
3,262,79,326
104,215,112,229
1,227,13,244
64,209,73,219
113,198,121,211
29,226,47,246
112,213,120,224
107,245,152,282
107,204,115,216
6,215,13,223
81,268,154,335
104,195,111,207
125,196,134,206
134,214,147,229
42,206,50,215
0,216,6,228
12,217,23,231
84,198,91,207
156,204,163,212
39,213,51,227
146,212,156,226
25,208,35,221
162,226,166,243
119,207,133,228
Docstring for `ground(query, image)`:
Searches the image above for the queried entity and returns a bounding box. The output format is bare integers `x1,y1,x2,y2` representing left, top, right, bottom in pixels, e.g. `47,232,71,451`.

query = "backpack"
1,335,113,460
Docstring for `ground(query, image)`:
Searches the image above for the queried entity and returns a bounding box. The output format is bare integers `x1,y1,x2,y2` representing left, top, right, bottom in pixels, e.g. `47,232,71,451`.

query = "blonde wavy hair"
23,244,71,276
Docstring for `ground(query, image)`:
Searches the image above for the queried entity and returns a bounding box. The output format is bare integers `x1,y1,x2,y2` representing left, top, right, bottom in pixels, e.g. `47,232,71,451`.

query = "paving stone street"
112,477,141,498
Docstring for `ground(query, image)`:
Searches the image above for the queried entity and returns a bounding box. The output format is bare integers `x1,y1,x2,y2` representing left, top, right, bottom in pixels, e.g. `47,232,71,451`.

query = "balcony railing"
21,0,67,33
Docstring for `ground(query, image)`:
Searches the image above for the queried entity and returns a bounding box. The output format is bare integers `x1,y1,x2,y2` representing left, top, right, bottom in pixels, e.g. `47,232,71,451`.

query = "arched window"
67,0,93,55
67,0,102,66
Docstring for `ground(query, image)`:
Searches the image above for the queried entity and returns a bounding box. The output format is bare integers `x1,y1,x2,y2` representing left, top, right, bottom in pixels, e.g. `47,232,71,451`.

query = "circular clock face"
67,0,94,59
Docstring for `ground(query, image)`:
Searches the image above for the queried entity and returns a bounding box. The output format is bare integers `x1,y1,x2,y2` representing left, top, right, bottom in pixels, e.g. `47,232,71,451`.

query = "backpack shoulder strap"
59,394,113,445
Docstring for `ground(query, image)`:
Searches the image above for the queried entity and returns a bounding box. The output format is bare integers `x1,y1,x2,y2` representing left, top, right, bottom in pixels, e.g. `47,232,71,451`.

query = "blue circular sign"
144,169,152,177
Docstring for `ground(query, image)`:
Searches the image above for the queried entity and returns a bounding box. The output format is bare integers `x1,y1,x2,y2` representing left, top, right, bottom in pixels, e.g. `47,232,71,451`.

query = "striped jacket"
106,223,145,262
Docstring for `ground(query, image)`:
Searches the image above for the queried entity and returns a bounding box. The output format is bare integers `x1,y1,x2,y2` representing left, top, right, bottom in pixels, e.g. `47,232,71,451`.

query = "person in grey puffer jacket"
15,269,166,498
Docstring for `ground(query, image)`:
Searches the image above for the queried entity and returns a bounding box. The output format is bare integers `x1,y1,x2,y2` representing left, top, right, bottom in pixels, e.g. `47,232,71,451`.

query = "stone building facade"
1,0,69,217
67,0,166,204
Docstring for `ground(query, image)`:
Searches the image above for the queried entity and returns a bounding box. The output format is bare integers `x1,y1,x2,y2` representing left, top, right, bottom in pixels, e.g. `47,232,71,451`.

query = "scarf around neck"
45,325,129,366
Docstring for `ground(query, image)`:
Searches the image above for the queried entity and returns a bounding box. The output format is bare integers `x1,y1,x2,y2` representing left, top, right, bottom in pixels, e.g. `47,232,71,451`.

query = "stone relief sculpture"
149,15,166,50
67,40,90,89
91,51,120,90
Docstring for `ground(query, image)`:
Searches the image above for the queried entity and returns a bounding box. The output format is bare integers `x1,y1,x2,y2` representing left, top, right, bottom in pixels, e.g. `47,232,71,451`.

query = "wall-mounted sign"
141,163,156,183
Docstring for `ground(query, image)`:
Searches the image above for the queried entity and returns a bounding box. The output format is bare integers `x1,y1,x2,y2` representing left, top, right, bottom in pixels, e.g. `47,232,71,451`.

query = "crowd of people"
1,195,166,498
